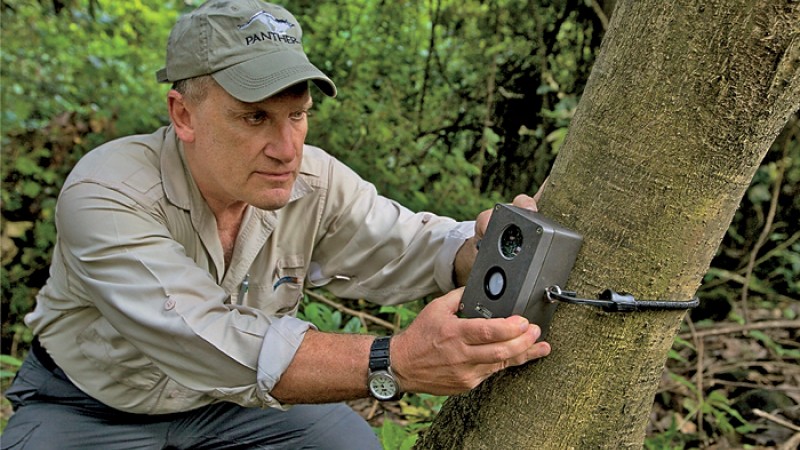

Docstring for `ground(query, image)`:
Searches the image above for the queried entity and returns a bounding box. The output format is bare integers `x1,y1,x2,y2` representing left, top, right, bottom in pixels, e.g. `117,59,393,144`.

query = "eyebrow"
232,96,313,110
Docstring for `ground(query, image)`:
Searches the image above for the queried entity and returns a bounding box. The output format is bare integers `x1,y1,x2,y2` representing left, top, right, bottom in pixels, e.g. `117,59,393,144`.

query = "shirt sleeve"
307,158,475,304
55,182,308,408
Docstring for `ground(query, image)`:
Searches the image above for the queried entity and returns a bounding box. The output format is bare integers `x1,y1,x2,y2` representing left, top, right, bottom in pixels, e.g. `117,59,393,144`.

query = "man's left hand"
453,193,539,286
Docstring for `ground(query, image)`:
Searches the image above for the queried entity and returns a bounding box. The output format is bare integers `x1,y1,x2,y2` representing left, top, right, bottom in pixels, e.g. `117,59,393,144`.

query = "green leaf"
378,420,418,450
343,316,364,334
0,354,23,367
667,349,687,362
14,156,42,176
747,183,771,203
20,180,42,199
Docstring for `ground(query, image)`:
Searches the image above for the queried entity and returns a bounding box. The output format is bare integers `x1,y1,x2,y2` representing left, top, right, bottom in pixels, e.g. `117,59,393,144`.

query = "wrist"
453,235,480,287
388,331,417,394
367,336,403,401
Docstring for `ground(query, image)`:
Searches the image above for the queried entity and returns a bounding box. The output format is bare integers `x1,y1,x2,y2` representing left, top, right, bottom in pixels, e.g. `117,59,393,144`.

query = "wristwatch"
367,336,402,401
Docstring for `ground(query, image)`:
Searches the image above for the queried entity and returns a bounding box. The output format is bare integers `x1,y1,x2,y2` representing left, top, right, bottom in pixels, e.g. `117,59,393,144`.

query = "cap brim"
211,50,336,103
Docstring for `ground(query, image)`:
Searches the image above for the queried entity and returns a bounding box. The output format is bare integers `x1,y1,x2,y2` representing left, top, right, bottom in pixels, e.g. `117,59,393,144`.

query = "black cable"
545,285,699,312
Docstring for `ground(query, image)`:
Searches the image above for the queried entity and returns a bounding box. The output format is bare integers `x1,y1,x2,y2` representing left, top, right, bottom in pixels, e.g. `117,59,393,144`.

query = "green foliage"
1,1,179,136
379,304,419,330
747,329,800,359
702,119,800,308
0,354,22,380
297,296,366,333
285,0,599,219
1,0,182,353
376,419,419,450
645,416,689,450
375,394,447,450
670,375,756,438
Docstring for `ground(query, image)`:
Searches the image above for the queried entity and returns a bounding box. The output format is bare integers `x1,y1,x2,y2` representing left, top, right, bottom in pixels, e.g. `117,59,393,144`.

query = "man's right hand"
390,287,551,395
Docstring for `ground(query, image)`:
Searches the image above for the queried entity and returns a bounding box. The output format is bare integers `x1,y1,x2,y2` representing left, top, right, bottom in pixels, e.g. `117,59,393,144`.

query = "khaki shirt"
25,126,473,414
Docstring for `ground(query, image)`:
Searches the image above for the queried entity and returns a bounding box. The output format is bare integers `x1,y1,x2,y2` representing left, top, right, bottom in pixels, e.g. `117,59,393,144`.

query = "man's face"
181,82,312,212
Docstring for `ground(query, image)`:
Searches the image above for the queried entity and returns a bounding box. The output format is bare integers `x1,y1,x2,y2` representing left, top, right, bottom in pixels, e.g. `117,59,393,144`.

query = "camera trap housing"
460,204,583,340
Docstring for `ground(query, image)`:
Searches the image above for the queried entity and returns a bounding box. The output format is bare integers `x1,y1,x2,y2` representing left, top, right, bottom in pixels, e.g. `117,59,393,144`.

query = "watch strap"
369,336,392,371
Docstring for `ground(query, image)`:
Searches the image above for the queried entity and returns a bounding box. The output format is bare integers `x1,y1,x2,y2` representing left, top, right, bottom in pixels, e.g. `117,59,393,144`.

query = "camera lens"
484,267,506,300
499,224,523,259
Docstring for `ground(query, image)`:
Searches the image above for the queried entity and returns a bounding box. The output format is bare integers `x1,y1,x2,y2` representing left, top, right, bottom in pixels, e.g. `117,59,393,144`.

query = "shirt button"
164,298,176,310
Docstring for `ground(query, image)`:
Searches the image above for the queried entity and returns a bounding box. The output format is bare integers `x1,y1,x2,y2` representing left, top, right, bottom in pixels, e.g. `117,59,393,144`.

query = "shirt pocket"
76,318,163,390
247,255,306,316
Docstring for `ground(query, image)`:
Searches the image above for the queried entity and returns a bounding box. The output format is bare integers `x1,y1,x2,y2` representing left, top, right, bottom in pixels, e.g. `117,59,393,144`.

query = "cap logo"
238,10,299,46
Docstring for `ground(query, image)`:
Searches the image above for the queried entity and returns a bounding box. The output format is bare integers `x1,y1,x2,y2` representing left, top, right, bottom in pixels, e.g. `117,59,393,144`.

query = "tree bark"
417,0,800,448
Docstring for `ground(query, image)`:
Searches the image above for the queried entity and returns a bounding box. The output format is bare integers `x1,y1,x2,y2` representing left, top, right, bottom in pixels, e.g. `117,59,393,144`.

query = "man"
2,1,550,448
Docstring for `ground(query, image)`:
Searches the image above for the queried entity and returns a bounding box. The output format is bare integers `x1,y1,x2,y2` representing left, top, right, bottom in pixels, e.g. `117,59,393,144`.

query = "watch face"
368,371,398,401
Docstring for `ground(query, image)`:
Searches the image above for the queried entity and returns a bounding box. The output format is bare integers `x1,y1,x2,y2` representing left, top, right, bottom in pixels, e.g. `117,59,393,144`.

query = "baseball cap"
156,0,336,102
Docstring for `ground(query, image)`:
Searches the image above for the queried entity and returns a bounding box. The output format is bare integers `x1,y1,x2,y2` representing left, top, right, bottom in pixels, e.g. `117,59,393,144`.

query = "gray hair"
172,75,216,105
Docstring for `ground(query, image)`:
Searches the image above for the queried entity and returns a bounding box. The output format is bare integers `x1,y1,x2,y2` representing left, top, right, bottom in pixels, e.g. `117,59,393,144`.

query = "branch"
589,0,609,30
304,289,398,332
678,319,800,340
684,316,706,434
474,1,501,190
416,0,442,128
739,122,793,321
710,379,800,393
705,269,799,304
753,408,800,432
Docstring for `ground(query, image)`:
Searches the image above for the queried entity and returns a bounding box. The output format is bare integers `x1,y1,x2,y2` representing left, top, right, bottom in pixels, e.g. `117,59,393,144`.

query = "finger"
512,194,538,212
467,340,552,385
427,287,465,315
478,340,552,377
507,340,551,366
474,209,493,238
462,324,542,365
458,315,532,346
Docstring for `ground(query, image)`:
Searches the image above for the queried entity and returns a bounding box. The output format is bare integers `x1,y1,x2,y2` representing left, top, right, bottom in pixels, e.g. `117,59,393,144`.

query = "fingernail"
518,318,530,333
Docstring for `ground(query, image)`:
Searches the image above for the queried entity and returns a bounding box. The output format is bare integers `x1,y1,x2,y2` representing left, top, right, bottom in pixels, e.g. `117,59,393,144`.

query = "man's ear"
168,90,195,143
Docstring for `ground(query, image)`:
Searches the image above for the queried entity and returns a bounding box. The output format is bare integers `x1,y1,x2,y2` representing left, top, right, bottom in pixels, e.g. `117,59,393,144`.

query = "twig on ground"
678,320,800,340
709,379,800,393
685,316,706,437
753,408,800,432
366,399,380,421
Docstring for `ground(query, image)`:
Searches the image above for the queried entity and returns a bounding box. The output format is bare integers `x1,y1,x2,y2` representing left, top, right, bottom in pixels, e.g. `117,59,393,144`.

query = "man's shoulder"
63,126,173,201
300,144,362,188
299,144,332,176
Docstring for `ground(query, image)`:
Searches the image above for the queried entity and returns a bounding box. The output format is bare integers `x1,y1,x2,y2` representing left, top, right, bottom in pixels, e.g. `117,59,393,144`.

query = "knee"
303,404,382,450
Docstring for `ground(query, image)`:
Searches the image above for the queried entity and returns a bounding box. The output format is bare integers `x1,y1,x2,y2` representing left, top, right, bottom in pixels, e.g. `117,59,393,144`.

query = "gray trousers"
1,348,382,450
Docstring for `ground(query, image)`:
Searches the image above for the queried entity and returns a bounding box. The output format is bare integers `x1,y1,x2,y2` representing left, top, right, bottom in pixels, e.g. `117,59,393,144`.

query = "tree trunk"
417,0,800,448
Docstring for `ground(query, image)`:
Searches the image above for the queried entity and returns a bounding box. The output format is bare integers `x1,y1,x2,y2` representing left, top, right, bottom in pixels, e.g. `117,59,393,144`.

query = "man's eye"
289,110,308,121
244,112,267,125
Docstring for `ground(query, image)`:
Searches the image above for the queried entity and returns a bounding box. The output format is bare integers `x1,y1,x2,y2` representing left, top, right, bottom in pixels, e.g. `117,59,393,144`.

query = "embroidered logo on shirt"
273,276,300,291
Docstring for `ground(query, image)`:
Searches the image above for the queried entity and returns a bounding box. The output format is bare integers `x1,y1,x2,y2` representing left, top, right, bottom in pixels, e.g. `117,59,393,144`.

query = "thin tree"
417,0,800,448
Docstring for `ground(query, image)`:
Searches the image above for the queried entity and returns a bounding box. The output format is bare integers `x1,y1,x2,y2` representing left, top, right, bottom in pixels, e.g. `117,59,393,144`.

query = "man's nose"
264,120,296,162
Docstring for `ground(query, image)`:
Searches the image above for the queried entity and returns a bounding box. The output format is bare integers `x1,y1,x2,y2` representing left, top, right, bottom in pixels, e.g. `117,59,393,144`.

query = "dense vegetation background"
1,0,798,448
